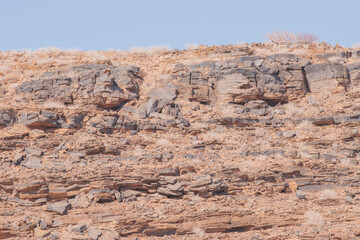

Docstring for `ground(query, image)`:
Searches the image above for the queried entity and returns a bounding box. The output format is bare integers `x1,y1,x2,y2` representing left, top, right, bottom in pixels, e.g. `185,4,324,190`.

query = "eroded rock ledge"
1,45,360,239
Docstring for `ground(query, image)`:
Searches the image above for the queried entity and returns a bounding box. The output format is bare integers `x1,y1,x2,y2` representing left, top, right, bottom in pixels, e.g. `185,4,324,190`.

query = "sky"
1,0,359,51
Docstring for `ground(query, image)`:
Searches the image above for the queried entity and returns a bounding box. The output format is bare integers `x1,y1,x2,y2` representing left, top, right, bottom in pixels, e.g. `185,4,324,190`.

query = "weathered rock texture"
16,64,142,109
1,42,360,239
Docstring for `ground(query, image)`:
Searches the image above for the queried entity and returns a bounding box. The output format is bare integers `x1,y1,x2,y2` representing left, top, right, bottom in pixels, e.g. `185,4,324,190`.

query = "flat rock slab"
46,201,72,215
88,227,102,240
23,157,42,169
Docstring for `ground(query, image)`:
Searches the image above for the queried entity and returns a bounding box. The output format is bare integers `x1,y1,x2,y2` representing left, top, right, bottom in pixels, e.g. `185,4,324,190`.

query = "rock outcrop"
16,64,142,109
1,43,360,239
305,63,350,92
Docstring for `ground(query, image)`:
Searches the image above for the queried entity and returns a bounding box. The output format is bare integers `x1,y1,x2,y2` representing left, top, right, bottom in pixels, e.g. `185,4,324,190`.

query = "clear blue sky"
1,0,359,51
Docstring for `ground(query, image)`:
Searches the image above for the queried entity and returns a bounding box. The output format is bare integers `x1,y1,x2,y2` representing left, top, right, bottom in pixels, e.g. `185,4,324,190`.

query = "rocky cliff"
1,43,360,239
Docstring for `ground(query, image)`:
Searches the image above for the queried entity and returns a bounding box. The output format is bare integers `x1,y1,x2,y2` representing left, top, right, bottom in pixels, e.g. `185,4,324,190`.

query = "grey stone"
40,220,48,230
7,197,36,206
322,154,337,160
158,187,182,197
219,117,258,126
63,113,84,129
16,64,142,109
24,157,42,169
88,227,102,240
305,63,350,92
191,175,212,188
18,112,58,129
309,117,335,126
157,169,179,176
299,58,311,67
161,103,181,118
256,74,285,94
295,190,306,200
257,60,279,74
136,103,148,119
175,55,313,105
25,147,43,157
167,182,183,192
14,152,25,165
112,190,122,203
301,151,320,159
351,50,360,58
345,196,354,204
176,70,211,103
70,224,87,233
339,150,356,158
46,201,72,215
88,115,118,133
235,108,245,114
0,111,15,128
69,151,86,160
35,198,48,204
333,115,349,124
250,108,267,116
274,109,285,115
216,73,253,103
146,98,159,115
55,142,68,151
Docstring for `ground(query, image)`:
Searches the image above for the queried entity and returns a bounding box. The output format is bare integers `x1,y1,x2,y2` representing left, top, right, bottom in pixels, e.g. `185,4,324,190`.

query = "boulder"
88,227,102,240
69,224,86,233
305,63,350,92
46,201,72,215
87,115,118,133
0,110,15,128
18,111,59,129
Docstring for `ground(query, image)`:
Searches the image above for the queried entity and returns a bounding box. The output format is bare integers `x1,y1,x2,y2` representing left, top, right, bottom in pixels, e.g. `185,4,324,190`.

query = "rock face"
175,54,312,105
16,64,142,109
347,62,360,87
305,63,350,92
18,111,59,129
1,44,360,239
